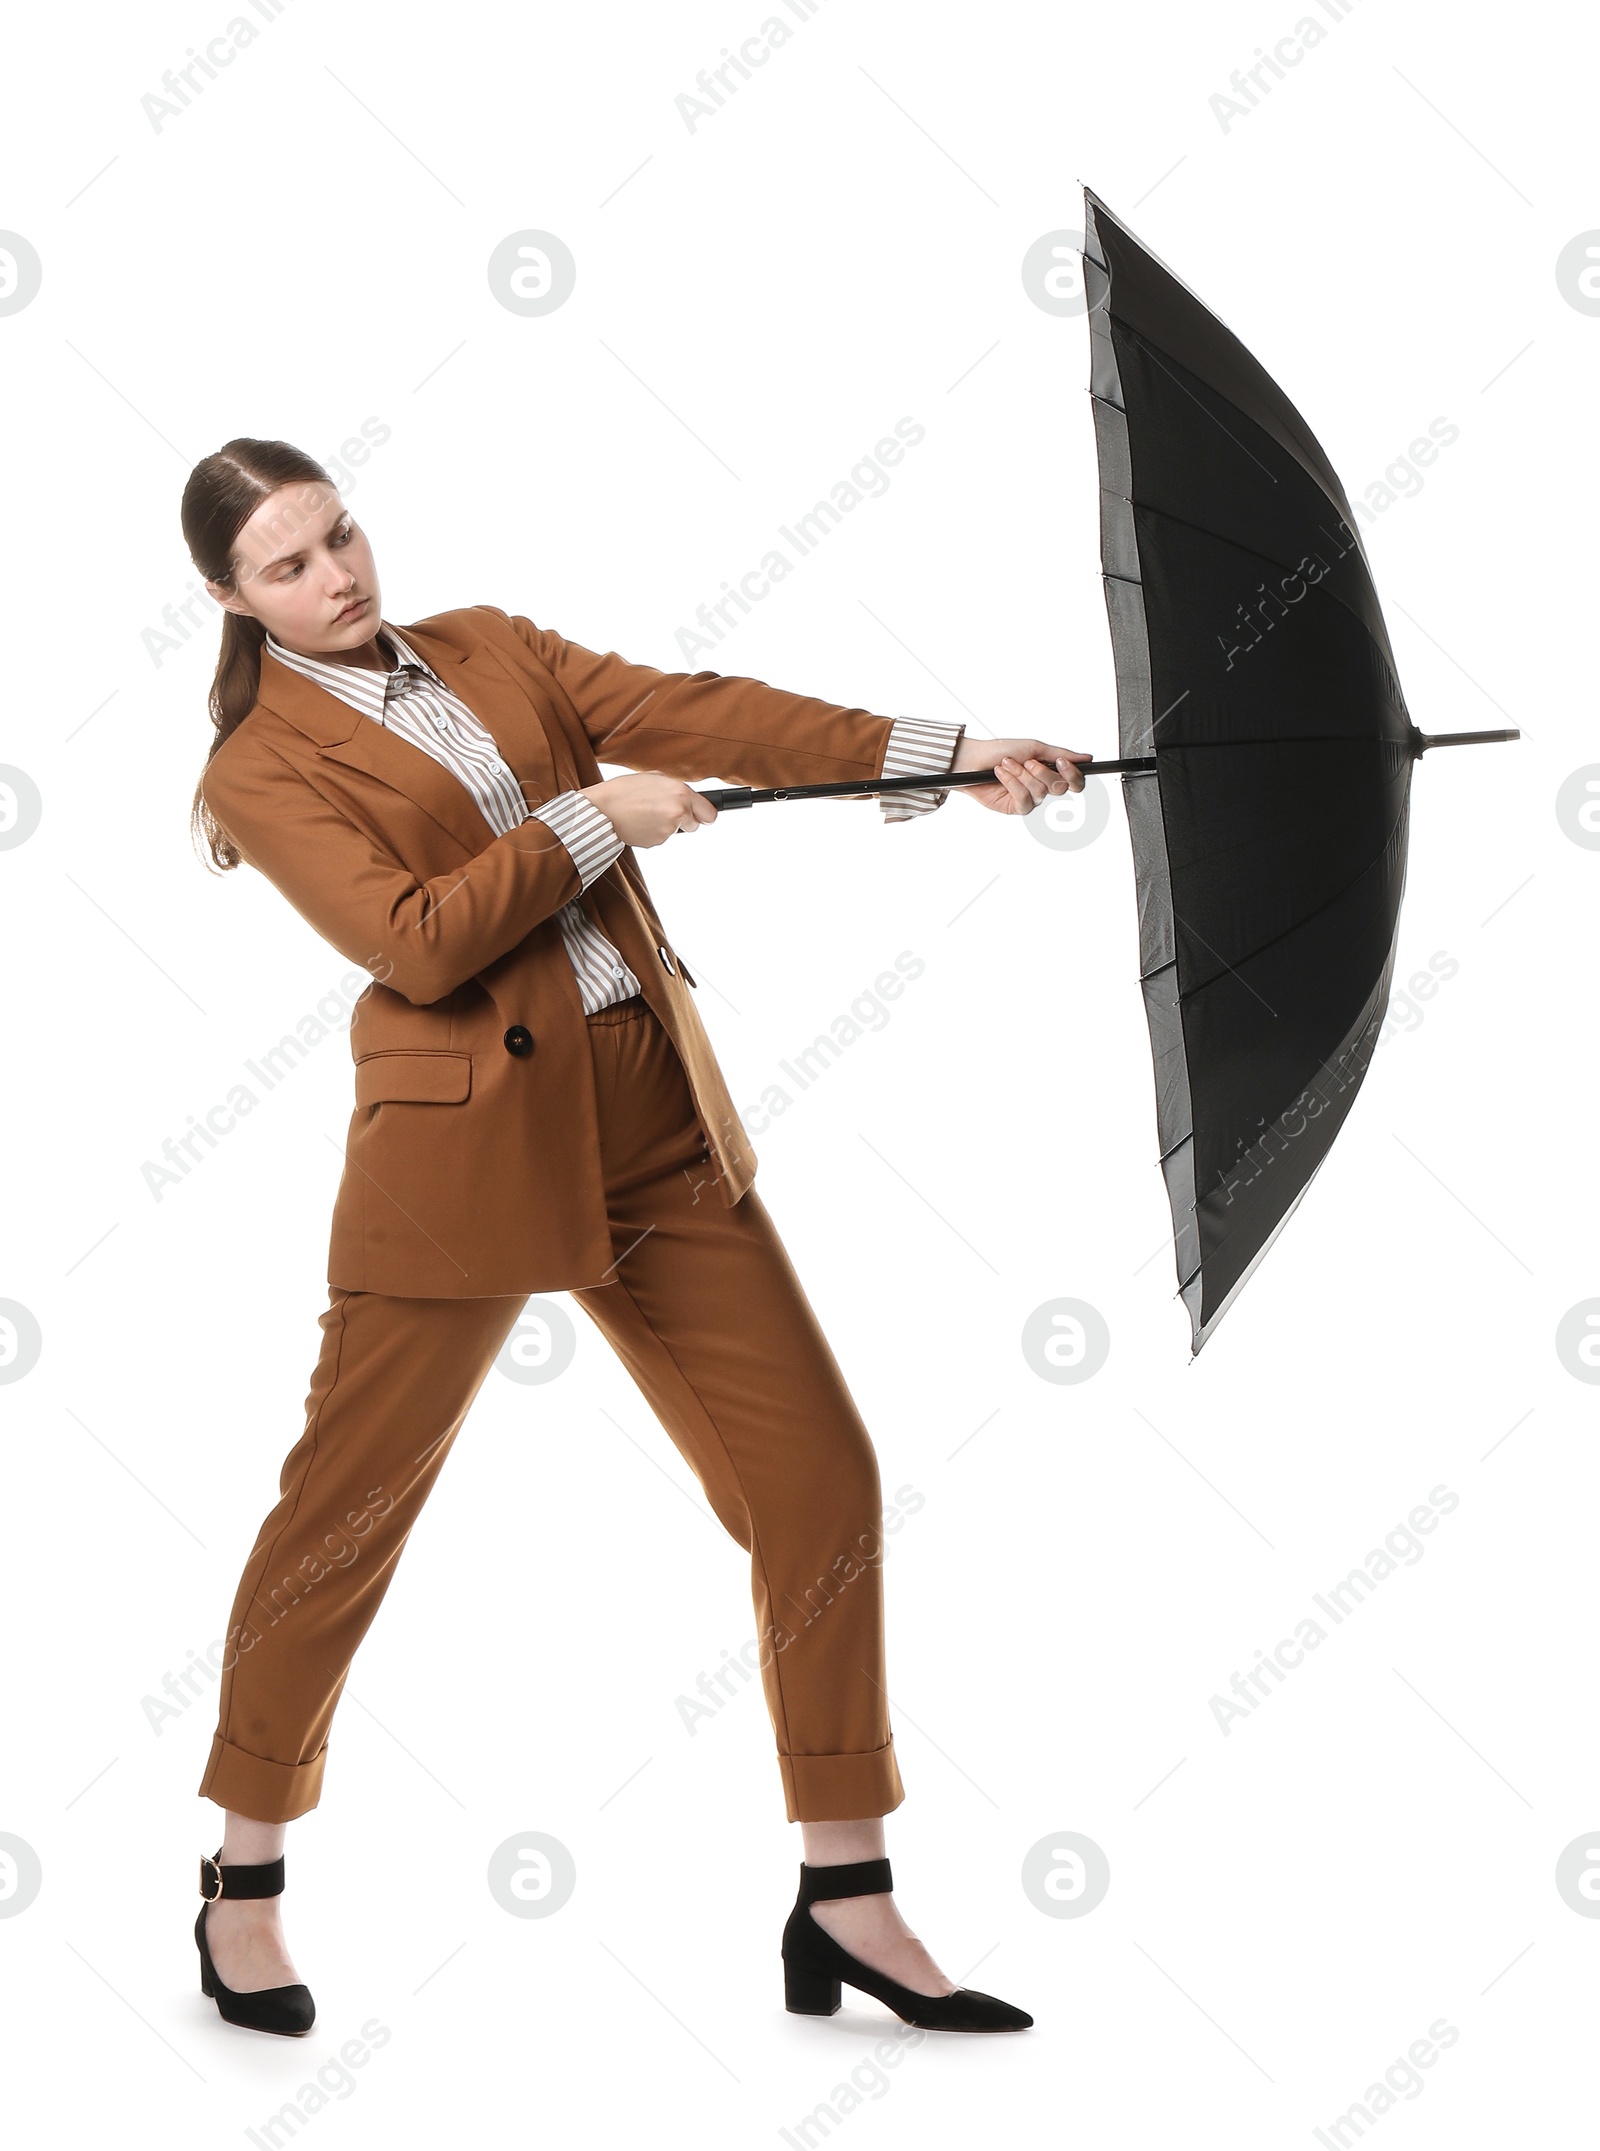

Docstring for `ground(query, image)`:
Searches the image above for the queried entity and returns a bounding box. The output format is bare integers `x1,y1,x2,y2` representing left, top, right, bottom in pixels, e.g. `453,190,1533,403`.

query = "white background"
2,0,1593,2143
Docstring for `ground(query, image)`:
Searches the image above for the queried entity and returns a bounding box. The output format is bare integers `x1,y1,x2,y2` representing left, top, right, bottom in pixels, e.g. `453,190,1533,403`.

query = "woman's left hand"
950,737,1091,815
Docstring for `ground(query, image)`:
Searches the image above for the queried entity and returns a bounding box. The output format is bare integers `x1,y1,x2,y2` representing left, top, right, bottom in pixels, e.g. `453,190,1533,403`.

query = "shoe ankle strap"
798,1857,893,1905
200,1847,285,1902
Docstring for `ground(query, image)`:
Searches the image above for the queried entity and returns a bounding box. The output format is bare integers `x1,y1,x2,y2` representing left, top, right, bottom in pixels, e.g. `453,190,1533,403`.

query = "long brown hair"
183,438,333,871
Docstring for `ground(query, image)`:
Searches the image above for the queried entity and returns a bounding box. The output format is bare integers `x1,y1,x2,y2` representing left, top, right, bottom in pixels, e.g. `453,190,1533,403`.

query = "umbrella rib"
1152,689,1192,737
1175,781,1413,1006
1125,497,1401,682
1096,431,1410,719
1114,306,1368,525
1120,329,1281,486
1173,912,1280,1017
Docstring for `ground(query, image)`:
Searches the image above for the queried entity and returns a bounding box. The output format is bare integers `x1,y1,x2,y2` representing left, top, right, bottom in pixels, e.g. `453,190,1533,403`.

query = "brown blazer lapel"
400,622,571,808
255,622,569,859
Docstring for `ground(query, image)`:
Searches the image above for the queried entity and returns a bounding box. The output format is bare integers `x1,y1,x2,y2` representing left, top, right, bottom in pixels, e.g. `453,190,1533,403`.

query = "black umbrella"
701,187,1515,1352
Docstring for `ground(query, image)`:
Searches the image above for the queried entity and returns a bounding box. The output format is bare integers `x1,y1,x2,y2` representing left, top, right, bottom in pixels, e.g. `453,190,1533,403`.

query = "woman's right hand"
579,772,719,849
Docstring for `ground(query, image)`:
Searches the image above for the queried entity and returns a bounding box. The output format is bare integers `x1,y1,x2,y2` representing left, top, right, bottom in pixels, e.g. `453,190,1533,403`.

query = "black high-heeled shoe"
781,1858,1033,2033
195,1847,316,2036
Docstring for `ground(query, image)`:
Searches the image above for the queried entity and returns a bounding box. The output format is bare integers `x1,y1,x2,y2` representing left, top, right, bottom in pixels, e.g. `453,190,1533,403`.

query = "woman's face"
206,482,383,659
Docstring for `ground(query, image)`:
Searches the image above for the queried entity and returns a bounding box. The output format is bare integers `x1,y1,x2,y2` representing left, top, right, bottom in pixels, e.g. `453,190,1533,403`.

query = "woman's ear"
205,577,252,618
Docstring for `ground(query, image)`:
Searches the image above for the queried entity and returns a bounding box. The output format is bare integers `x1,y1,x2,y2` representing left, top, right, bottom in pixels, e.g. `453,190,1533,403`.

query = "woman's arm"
202,742,587,1006
484,606,900,790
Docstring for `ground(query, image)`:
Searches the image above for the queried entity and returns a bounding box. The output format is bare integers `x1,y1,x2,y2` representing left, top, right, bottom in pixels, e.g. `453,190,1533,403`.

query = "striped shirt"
264,622,963,1012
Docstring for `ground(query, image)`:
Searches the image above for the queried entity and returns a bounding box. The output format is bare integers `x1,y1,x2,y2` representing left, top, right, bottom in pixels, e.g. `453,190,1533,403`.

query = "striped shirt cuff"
527,791,625,890
879,716,965,820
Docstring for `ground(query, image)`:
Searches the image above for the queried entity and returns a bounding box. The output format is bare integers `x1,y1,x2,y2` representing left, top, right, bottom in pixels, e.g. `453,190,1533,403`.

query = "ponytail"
182,438,332,871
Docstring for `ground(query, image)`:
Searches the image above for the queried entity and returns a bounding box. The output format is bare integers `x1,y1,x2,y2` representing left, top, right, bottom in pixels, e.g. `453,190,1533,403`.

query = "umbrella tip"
1413,727,1524,754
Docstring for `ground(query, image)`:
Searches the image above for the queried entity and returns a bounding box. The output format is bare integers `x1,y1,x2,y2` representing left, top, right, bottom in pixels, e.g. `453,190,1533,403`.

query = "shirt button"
611,966,625,978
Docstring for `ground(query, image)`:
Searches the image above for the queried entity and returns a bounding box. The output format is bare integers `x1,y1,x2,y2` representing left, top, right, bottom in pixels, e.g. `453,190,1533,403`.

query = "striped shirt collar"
264,621,437,722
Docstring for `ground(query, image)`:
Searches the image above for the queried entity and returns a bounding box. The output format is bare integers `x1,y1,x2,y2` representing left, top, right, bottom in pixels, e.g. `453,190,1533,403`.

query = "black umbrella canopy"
1081,186,1420,1353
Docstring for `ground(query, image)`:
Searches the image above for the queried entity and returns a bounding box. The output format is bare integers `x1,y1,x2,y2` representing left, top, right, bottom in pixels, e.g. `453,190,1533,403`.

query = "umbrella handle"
697,760,1156,810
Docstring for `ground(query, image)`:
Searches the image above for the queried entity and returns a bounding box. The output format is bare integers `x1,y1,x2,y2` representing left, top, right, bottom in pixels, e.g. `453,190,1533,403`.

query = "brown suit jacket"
200,603,907,1296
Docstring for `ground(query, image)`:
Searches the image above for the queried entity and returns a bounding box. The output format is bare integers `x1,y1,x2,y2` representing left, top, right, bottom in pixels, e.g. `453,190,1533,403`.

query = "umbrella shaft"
700,759,1157,809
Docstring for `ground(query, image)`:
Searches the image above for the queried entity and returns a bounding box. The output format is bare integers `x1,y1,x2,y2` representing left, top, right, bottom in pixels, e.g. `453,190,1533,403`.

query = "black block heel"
195,1847,315,2037
784,1959,843,2016
780,1858,1032,2034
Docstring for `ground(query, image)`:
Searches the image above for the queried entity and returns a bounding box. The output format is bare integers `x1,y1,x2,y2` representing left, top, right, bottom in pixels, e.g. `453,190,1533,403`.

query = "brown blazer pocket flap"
355,1050,472,1106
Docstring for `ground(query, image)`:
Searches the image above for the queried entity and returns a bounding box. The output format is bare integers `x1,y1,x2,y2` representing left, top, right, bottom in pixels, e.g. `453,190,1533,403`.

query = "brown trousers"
198,994,905,1825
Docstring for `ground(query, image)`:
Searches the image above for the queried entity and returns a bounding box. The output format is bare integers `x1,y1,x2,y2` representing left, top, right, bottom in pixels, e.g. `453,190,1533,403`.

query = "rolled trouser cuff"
779,1739,905,1822
198,1732,328,1823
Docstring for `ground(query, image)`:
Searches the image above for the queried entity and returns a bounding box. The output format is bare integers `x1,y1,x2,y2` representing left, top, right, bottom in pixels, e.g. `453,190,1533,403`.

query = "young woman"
183,436,1086,2039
